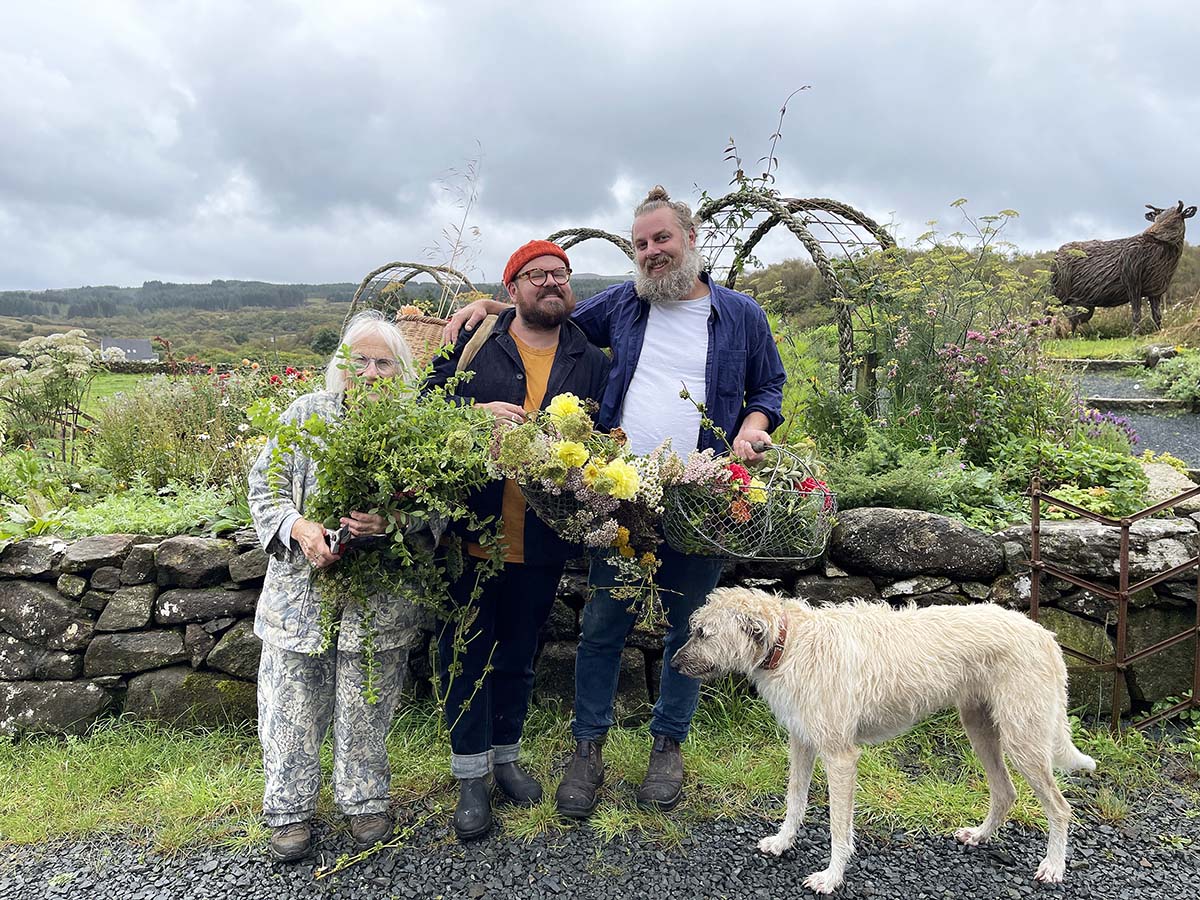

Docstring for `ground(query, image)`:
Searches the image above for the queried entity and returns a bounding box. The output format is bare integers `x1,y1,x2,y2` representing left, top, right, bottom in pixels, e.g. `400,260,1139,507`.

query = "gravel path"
4,773,1197,900
1071,368,1200,466
1117,411,1200,466
1078,371,1168,400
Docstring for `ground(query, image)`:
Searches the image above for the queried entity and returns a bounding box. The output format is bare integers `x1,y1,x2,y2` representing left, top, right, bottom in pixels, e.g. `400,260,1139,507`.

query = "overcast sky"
2,0,1197,291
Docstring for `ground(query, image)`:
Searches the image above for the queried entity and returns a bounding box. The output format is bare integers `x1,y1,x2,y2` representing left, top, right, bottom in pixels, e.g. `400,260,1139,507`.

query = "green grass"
84,373,152,415
1043,336,1154,360
1,683,1193,853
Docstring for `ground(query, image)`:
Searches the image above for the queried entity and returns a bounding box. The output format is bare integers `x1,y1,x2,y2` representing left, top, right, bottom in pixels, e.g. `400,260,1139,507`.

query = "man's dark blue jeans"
571,544,724,743
438,556,562,778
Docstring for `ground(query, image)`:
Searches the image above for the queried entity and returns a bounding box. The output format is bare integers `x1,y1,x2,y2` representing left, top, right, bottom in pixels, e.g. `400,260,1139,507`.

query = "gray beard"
635,247,705,304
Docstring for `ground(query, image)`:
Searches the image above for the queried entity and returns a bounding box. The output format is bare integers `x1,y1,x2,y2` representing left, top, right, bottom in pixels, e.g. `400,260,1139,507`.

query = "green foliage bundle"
266,373,499,649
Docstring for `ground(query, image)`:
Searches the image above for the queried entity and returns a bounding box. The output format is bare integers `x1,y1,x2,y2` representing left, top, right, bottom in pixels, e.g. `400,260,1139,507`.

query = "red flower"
217,372,230,380
726,462,751,486
269,374,282,385
285,366,296,376
797,477,834,511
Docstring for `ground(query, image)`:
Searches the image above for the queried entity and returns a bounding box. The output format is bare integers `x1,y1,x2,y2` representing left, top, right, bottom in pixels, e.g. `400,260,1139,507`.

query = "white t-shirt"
619,295,711,456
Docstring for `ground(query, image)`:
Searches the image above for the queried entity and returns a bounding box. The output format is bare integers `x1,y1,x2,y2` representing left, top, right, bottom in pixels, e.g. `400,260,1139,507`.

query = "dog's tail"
1053,660,1096,774
1055,735,1096,774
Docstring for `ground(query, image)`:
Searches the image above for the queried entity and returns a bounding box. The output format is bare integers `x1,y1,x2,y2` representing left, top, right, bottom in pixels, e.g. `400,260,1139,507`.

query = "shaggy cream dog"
671,587,1096,894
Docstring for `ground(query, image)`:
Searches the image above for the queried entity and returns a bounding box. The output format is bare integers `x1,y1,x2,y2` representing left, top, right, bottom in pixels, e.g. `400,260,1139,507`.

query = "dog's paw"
1035,858,1065,883
955,826,988,846
758,833,793,856
803,868,844,894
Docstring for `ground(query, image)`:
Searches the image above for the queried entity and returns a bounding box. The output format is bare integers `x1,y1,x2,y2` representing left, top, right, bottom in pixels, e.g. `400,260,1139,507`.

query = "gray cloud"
1,0,1197,290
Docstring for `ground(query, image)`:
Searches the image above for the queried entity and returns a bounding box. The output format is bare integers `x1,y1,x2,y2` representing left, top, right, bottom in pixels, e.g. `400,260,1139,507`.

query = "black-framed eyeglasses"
517,267,572,287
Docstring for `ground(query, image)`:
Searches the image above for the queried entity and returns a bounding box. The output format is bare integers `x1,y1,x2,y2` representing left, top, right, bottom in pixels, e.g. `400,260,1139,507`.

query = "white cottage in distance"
99,338,158,362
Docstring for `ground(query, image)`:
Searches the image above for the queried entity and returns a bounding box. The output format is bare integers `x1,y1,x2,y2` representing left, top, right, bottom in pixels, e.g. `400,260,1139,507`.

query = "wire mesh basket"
519,483,590,533
662,445,836,561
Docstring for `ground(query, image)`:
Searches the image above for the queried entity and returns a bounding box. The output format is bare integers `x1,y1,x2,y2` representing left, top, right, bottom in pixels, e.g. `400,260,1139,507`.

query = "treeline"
0,280,359,319
0,275,630,319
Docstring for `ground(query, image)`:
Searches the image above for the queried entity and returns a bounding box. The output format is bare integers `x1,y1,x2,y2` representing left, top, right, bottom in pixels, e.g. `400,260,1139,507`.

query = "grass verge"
1,679,1194,853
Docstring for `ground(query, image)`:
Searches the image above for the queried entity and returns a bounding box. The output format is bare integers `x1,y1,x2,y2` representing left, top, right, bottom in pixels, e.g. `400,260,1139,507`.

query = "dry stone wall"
1,508,1196,736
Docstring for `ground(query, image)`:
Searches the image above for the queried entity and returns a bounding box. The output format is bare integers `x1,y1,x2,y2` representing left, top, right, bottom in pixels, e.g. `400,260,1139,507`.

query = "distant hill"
0,274,630,319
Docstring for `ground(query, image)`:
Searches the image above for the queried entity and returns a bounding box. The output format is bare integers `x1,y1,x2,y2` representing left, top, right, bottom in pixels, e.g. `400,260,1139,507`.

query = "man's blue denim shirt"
571,272,786,453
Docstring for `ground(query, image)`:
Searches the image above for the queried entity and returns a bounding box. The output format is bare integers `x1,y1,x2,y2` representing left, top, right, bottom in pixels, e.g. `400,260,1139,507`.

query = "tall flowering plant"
487,392,667,623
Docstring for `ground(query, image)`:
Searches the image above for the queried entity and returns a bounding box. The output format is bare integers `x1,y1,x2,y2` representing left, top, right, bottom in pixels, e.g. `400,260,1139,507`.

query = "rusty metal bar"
1135,697,1196,731
1038,493,1123,525
1113,522,1131,729
1128,556,1200,594
1030,479,1200,731
1123,626,1200,665
1038,563,1120,600
1030,478,1041,622
1062,647,1109,667
1128,485,1200,521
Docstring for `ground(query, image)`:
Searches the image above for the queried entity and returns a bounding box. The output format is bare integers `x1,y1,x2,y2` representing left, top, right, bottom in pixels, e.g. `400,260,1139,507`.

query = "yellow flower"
552,441,588,468
747,477,767,504
639,552,657,569
547,392,583,419
618,544,635,558
582,462,602,487
602,458,640,500
614,526,630,547
250,362,260,370
241,358,251,366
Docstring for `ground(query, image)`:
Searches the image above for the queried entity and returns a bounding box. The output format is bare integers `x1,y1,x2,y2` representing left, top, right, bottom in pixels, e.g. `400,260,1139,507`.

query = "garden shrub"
87,366,312,489
790,206,1150,525
1146,350,1200,405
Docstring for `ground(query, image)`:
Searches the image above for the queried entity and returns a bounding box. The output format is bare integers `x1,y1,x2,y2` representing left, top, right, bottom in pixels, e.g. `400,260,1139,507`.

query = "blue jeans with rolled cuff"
437,557,562,779
571,544,724,744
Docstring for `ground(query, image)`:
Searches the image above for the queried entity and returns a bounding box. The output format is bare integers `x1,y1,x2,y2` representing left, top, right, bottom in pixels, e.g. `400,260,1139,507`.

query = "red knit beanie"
502,240,570,287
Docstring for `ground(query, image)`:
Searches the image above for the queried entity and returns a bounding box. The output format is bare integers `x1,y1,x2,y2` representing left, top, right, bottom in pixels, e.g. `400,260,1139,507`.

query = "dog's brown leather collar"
759,615,788,670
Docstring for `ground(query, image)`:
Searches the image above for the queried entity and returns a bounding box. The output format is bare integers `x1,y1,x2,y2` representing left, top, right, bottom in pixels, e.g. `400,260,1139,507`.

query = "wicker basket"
396,314,449,371
662,447,836,561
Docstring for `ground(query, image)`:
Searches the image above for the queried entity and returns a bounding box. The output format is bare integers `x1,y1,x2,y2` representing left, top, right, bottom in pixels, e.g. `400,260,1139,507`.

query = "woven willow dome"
343,261,477,330
546,186,895,385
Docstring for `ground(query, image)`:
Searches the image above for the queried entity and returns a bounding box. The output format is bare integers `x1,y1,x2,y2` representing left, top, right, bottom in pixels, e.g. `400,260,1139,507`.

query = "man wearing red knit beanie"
424,240,610,841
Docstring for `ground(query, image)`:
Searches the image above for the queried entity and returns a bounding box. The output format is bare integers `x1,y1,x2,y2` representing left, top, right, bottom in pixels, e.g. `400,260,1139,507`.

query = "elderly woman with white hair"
248,310,418,863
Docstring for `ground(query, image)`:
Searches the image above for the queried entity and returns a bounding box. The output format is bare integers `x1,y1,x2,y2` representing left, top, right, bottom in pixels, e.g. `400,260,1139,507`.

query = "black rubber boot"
494,761,542,806
554,740,604,819
635,734,684,811
453,776,494,841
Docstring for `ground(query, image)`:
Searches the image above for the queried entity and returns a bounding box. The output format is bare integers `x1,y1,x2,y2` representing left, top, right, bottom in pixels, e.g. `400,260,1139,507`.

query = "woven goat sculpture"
1052,200,1196,333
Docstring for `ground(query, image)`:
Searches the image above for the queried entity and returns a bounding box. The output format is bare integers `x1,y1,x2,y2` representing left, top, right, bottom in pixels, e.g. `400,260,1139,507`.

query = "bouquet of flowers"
488,392,668,622
661,441,835,561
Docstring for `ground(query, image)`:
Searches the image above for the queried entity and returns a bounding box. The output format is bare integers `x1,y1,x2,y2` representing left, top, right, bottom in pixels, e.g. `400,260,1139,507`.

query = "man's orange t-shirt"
469,332,557,564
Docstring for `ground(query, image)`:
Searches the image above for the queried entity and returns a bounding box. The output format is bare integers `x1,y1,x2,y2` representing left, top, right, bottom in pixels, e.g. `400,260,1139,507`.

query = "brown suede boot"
268,821,312,862
349,811,393,847
554,740,604,819
635,734,684,811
